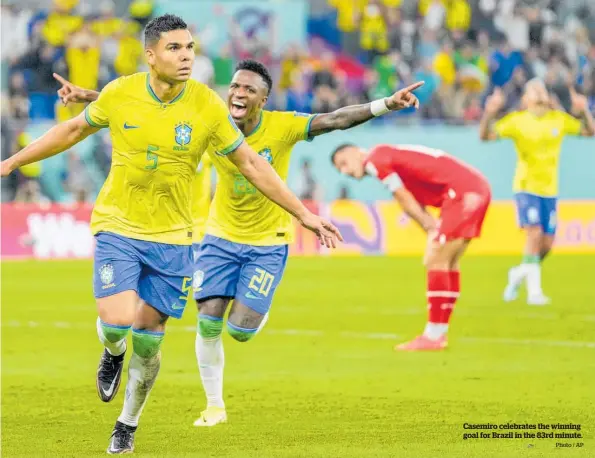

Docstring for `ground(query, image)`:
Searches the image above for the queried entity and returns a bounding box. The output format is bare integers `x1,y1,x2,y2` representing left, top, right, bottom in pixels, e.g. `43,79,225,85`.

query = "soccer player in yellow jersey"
191,153,213,242
51,60,422,427
480,79,594,305
0,15,341,454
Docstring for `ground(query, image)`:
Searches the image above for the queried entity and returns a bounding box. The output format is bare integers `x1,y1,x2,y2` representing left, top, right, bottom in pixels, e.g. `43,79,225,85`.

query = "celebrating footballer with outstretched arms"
479,79,593,306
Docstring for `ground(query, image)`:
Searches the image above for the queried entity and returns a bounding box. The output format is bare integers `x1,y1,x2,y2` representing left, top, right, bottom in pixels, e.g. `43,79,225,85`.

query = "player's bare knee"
133,301,168,331
96,292,137,327
196,296,229,318
424,254,450,271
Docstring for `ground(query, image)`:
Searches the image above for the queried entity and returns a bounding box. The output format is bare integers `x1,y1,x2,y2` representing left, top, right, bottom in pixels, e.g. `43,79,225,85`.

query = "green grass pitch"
2,256,594,457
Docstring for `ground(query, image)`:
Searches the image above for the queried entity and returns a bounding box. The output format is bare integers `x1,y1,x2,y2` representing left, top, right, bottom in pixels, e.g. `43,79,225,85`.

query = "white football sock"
255,312,269,334
525,263,543,297
118,351,161,427
195,333,225,409
96,317,127,356
509,265,527,286
423,322,446,340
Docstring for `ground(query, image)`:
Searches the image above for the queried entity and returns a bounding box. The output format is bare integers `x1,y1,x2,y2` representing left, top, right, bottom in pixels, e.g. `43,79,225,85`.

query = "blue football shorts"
514,192,558,235
192,235,289,315
93,232,193,319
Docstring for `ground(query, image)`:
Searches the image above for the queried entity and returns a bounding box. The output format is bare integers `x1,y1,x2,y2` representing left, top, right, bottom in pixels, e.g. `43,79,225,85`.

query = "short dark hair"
330,143,356,164
235,60,273,95
144,14,188,47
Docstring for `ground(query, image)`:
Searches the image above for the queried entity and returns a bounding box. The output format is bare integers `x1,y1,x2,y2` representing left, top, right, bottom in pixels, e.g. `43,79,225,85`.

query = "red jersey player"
331,143,491,351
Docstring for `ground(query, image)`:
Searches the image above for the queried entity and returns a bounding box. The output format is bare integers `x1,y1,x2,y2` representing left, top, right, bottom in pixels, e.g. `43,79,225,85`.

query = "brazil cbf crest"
258,147,273,164
99,263,115,289
174,122,192,151
193,270,204,292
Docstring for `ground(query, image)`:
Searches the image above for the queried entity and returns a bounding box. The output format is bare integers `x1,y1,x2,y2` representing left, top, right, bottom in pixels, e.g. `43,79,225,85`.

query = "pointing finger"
403,81,425,92
53,73,69,86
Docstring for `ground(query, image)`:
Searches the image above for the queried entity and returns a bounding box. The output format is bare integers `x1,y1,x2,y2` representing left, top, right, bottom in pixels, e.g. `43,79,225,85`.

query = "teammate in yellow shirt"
192,153,213,242
480,79,594,305
0,15,341,454
52,60,423,427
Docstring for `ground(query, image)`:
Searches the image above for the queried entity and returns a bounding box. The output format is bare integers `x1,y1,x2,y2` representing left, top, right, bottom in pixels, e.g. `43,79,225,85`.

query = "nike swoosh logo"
123,123,140,129
245,291,260,300
102,376,118,398
171,303,185,310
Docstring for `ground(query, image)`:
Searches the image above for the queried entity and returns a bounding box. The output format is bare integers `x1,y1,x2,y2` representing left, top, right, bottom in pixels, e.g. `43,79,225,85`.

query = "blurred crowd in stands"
1,0,594,203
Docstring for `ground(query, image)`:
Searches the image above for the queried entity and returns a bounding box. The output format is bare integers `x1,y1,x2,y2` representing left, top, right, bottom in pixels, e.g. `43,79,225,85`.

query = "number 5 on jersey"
178,276,192,302
145,145,159,170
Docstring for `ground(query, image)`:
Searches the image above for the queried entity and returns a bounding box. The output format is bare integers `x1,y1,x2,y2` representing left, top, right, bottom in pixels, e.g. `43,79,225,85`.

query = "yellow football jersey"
192,153,213,243
85,72,244,245
206,110,315,246
494,110,581,197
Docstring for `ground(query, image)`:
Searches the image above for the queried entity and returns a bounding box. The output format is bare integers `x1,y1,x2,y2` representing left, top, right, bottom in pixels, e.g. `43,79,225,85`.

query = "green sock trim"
227,322,257,342
198,314,224,339
100,320,130,343
132,329,164,359
522,254,541,264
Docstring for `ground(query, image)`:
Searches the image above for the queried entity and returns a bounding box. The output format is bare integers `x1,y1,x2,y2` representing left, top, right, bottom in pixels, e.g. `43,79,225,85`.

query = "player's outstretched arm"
307,81,424,138
393,188,437,233
479,88,505,141
0,112,99,177
53,73,99,105
227,142,343,247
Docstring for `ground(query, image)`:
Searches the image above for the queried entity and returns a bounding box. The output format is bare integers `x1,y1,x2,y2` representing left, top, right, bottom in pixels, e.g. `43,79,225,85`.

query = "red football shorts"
434,184,491,243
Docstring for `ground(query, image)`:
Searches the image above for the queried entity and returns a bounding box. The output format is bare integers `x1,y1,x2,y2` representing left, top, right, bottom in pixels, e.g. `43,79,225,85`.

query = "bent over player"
332,143,492,351
1,15,341,455
480,79,594,305
53,60,423,425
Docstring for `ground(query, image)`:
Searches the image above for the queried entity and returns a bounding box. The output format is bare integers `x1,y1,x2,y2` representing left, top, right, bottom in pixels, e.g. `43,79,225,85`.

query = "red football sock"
427,270,452,324
441,271,460,324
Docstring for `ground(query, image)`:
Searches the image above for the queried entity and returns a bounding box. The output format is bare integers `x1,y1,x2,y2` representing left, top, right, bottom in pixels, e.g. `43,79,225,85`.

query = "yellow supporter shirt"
329,0,366,33
494,110,582,196
359,4,389,52
84,72,244,245
66,46,100,91
192,153,213,243
446,0,471,31
91,18,124,38
42,13,83,47
206,110,316,246
433,51,456,85
114,36,143,76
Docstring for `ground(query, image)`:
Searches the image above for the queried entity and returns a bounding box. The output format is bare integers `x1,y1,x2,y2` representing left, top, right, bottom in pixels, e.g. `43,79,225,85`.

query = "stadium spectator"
63,24,101,118
328,0,366,57
359,0,390,63
41,0,83,48
285,75,313,113
113,21,144,77
445,0,471,35
295,159,321,201
191,43,215,86
489,37,525,87
8,72,30,120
